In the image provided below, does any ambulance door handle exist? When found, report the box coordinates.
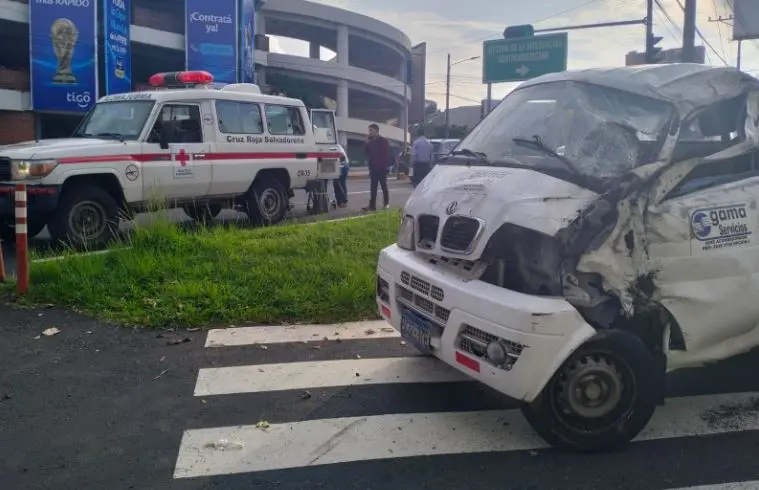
[295,153,307,159]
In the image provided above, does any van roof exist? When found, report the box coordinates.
[519,63,759,115]
[98,84,306,107]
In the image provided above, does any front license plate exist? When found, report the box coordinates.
[400,310,432,354]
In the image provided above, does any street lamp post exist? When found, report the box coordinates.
[445,54,480,138]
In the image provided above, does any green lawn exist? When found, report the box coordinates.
[4,212,400,328]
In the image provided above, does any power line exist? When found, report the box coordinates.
[712,0,728,60]
[424,0,603,57]
[674,0,728,64]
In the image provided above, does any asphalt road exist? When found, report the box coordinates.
[3,305,759,490]
[1,177,413,277]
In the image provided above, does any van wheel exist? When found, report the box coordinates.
[183,203,222,223]
[48,185,119,249]
[246,178,288,225]
[521,330,659,452]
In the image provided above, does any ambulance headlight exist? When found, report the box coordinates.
[397,215,415,251]
[11,159,58,180]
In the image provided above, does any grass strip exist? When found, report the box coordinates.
[4,211,399,328]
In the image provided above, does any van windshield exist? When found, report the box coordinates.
[72,100,156,140]
[449,81,675,182]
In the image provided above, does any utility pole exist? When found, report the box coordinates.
[444,53,451,138]
[645,0,664,64]
[444,54,479,138]
[682,0,697,62]
[709,15,741,70]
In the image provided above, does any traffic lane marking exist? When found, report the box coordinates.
[193,356,467,396]
[173,391,759,478]
[205,320,397,347]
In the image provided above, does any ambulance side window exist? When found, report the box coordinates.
[149,104,203,144]
[216,100,264,134]
[264,104,305,135]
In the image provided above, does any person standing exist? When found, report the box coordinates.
[410,128,434,187]
[363,123,390,211]
[333,144,350,208]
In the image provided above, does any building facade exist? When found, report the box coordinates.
[0,0,413,157]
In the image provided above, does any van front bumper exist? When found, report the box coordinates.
[376,244,596,402]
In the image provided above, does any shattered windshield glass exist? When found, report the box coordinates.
[452,81,675,183]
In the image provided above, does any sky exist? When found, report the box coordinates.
[268,0,758,108]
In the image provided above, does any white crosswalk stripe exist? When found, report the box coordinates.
[174,321,759,487]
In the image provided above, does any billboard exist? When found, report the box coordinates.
[103,0,131,95]
[29,0,98,112]
[734,0,759,41]
[239,0,256,83]
[409,42,427,125]
[185,0,239,84]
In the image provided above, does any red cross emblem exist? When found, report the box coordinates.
[175,149,190,166]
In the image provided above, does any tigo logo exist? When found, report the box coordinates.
[66,91,92,109]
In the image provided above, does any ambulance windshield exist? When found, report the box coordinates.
[73,100,156,140]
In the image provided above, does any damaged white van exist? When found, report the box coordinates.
[376,63,759,452]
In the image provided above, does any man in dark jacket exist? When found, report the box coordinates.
[363,123,390,211]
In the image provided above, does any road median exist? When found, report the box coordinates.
[2,211,399,328]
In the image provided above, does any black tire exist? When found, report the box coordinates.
[48,184,120,249]
[521,330,659,452]
[245,178,288,225]
[183,202,222,223]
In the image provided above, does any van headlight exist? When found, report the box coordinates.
[397,215,415,251]
[11,159,58,180]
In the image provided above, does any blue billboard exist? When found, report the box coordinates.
[185,0,238,84]
[239,0,256,83]
[103,0,132,95]
[29,0,98,112]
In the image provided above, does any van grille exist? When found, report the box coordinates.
[0,158,10,181]
[440,216,481,252]
[417,214,439,248]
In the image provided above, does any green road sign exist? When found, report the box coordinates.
[482,32,568,83]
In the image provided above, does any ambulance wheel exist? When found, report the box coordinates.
[520,330,659,452]
[48,185,119,249]
[183,203,222,223]
[246,178,288,225]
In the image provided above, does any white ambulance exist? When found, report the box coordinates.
[377,64,759,452]
[0,70,342,248]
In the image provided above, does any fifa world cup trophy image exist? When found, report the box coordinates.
[50,18,79,85]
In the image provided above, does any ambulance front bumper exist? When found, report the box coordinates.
[0,183,60,216]
[376,244,597,402]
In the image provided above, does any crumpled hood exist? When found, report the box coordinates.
[0,138,121,159]
[405,165,600,258]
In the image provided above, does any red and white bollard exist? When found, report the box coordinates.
[15,183,28,294]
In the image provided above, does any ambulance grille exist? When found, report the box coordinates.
[0,158,10,181]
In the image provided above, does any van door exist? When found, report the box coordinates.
[142,102,212,201]
[311,109,341,180]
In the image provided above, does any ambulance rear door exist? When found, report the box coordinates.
[311,109,341,180]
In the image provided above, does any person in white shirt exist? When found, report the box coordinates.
[410,129,434,187]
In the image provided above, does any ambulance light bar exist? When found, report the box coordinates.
[148,71,214,88]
